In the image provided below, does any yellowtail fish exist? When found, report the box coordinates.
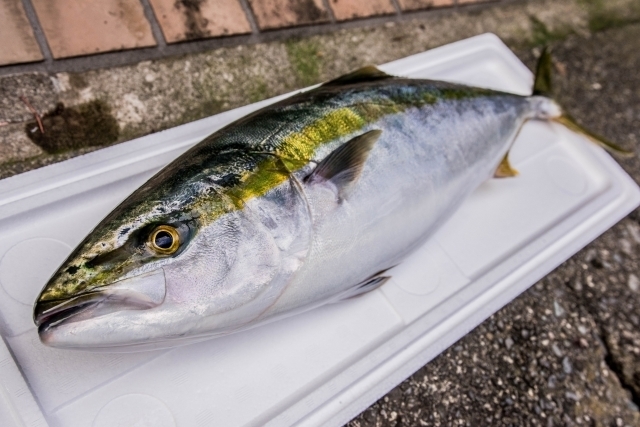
[33,49,629,350]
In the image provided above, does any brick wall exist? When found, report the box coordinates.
[0,0,497,67]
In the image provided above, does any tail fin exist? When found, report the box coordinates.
[554,114,633,156]
[534,47,633,157]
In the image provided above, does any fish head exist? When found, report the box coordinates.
[33,170,292,350]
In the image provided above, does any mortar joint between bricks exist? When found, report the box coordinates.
[237,0,260,34]
[20,0,54,68]
[390,0,403,16]
[321,0,338,23]
[139,0,168,49]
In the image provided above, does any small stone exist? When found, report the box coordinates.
[541,356,551,367]
[565,391,580,401]
[364,408,377,422]
[554,300,566,317]
[389,411,397,422]
[505,337,514,350]
[620,238,632,256]
[627,222,640,244]
[554,61,567,76]
[552,343,563,357]
[591,82,602,90]
[144,73,155,83]
[562,357,573,374]
[521,329,530,339]
[548,375,557,388]
[628,274,640,292]
[577,324,588,335]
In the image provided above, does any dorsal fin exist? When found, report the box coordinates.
[322,66,393,87]
[533,47,553,97]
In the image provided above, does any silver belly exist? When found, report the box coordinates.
[260,97,531,320]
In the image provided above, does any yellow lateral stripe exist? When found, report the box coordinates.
[276,108,366,162]
[231,108,367,202]
[189,107,368,224]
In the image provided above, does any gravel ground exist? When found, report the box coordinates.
[347,24,640,427]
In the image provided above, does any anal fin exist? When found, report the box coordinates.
[334,276,391,302]
[494,153,518,178]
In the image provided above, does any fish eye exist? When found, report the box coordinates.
[149,225,180,255]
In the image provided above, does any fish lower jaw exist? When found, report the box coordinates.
[35,269,167,347]
[38,328,223,352]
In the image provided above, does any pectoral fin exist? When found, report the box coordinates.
[305,129,382,195]
[494,153,518,178]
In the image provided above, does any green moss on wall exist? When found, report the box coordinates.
[285,39,322,87]
[529,16,573,47]
[580,0,640,32]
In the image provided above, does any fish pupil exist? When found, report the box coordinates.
[154,231,173,249]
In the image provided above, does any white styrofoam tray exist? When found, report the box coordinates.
[0,33,638,427]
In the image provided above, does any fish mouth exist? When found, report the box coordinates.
[35,292,106,331]
[34,269,167,333]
